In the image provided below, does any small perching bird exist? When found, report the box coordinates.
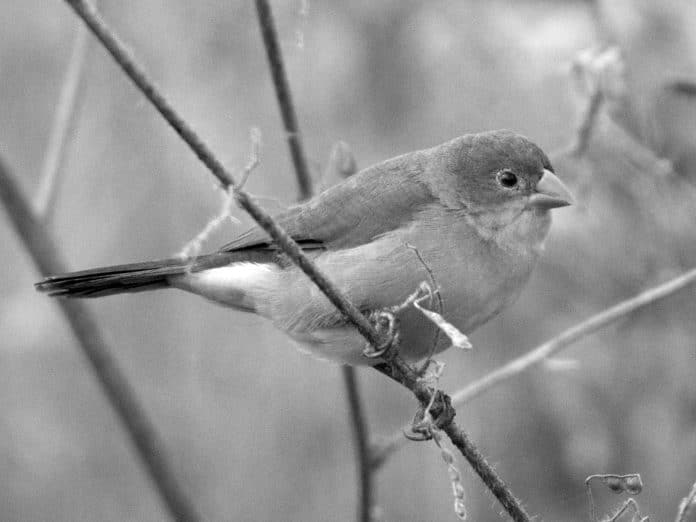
[36,130,572,365]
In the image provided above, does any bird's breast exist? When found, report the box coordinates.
[406,211,538,325]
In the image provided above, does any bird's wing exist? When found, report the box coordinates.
[220,149,433,253]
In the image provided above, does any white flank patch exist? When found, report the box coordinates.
[172,262,277,309]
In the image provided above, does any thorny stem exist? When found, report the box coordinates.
[62,1,532,519]
[0,158,202,522]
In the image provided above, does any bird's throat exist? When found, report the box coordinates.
[467,205,551,257]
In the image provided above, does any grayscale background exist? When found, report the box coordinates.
[1,1,695,520]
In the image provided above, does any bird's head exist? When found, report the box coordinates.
[429,130,572,212]
[426,130,573,240]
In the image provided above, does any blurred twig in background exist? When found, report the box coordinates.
[62,1,533,520]
[253,3,374,520]
[342,365,375,522]
[0,159,202,522]
[255,0,313,201]
[569,87,602,158]
[33,17,90,221]
[451,268,696,404]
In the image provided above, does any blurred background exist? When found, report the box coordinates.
[1,0,696,520]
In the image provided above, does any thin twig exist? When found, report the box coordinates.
[254,0,313,200]
[373,267,696,463]
[61,2,532,519]
[342,366,374,522]
[253,6,375,517]
[676,479,696,522]
[34,21,90,220]
[0,157,202,522]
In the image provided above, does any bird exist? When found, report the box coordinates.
[36,130,572,366]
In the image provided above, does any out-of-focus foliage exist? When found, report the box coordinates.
[1,1,694,521]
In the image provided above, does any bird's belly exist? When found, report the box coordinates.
[287,327,372,366]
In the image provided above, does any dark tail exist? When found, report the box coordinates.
[35,252,241,298]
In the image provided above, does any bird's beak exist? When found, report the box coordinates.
[528,169,574,210]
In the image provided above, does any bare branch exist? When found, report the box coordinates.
[442,420,530,521]
[34,21,90,220]
[61,2,533,519]
[341,366,375,522]
[254,0,313,200]
[0,157,202,522]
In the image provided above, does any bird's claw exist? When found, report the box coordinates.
[362,310,398,358]
[403,391,455,441]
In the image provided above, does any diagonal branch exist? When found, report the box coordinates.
[255,0,313,200]
[62,1,531,519]
[0,158,202,522]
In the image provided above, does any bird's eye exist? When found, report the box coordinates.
[497,170,518,188]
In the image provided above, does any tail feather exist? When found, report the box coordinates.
[35,252,242,298]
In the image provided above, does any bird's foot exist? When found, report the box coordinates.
[403,390,455,441]
[362,310,399,359]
